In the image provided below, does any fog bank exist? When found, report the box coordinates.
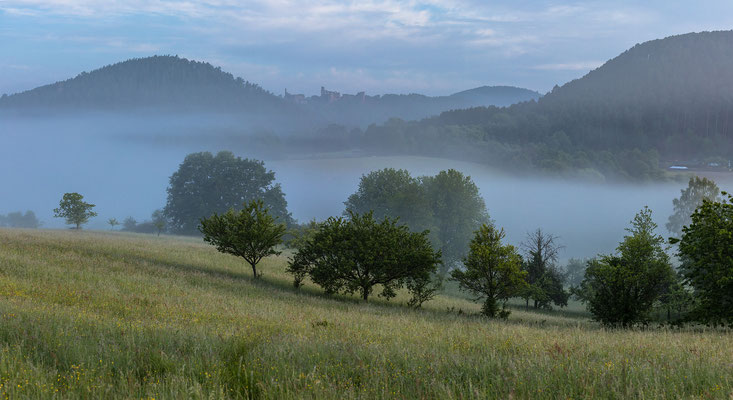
[2,115,729,261]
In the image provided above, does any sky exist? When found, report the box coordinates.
[2,1,733,97]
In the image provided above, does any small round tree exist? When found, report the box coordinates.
[288,211,442,303]
[200,200,286,279]
[152,209,166,236]
[450,223,527,318]
[108,218,119,230]
[53,192,97,229]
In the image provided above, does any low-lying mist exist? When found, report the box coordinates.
[2,114,729,261]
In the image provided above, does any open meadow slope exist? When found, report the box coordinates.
[0,229,731,399]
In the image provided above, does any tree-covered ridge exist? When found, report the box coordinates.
[365,31,733,180]
[0,55,284,111]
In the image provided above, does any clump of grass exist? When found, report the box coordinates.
[0,228,731,399]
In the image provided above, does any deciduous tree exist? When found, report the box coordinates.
[152,209,166,236]
[577,207,675,327]
[108,218,119,230]
[288,211,441,303]
[520,229,569,309]
[423,169,490,274]
[667,176,720,237]
[200,200,286,279]
[165,151,291,235]
[53,193,97,229]
[450,224,527,318]
[672,192,733,326]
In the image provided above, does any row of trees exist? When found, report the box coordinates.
[199,198,565,318]
[108,211,166,235]
[200,196,731,326]
[45,152,731,327]
[0,210,41,228]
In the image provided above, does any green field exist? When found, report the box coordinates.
[0,229,731,399]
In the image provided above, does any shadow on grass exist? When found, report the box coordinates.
[21,231,596,329]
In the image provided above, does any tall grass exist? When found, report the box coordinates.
[0,229,731,399]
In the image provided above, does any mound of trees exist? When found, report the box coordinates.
[576,207,675,327]
[288,211,442,305]
[200,200,286,279]
[0,210,41,228]
[450,223,527,318]
[344,168,489,275]
[672,192,733,326]
[164,151,291,235]
[53,192,97,229]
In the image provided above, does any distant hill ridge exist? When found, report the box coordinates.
[0,55,540,126]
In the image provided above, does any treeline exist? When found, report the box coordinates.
[198,183,732,327]
[0,210,41,228]
[46,151,732,327]
[361,117,665,181]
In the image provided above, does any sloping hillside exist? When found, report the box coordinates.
[365,31,733,180]
[0,229,730,398]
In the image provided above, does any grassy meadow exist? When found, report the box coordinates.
[0,228,731,399]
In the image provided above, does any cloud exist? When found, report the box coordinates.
[3,0,727,94]
[532,61,605,71]
[0,63,32,70]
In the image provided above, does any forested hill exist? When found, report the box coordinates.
[365,31,733,181]
[0,56,287,113]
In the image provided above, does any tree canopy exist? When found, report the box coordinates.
[200,200,286,279]
[53,193,97,229]
[344,168,433,233]
[673,192,733,326]
[423,169,490,272]
[666,176,720,237]
[287,211,441,303]
[343,168,489,276]
[450,224,527,318]
[520,229,569,310]
[164,151,291,235]
[577,207,675,326]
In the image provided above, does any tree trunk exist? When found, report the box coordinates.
[362,287,369,302]
[250,263,258,279]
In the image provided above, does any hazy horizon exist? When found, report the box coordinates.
[3,1,733,97]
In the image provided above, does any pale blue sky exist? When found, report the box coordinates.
[2,1,733,96]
